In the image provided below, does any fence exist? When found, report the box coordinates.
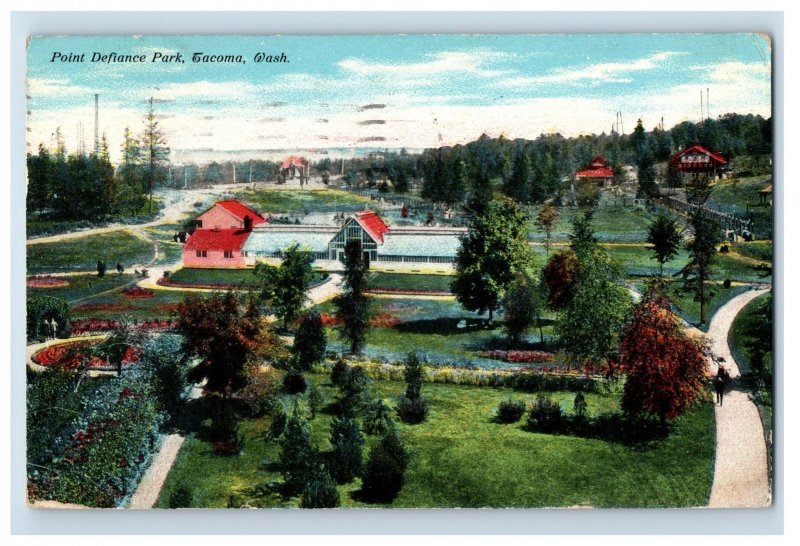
[659,196,751,233]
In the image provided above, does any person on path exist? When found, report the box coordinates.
[42,319,51,340]
[714,365,730,406]
[50,318,58,339]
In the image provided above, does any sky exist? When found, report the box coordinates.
[26,34,772,163]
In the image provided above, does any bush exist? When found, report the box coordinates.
[293,311,327,371]
[265,403,287,442]
[360,428,409,503]
[723,278,732,288]
[337,365,370,417]
[306,381,324,419]
[495,397,526,423]
[300,466,340,508]
[573,392,588,419]
[168,484,193,508]
[331,358,349,387]
[26,295,70,342]
[363,398,394,435]
[283,370,308,395]
[526,394,564,433]
[139,335,189,420]
[328,416,364,484]
[209,399,244,456]
[396,396,428,424]
[279,405,318,496]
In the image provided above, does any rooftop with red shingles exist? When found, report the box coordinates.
[215,200,267,225]
[184,229,251,251]
[354,210,391,244]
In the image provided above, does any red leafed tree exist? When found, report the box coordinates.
[620,289,708,423]
[541,251,579,309]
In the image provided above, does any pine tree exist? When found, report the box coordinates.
[328,416,364,484]
[279,404,318,495]
[140,97,170,213]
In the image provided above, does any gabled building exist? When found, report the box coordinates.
[669,144,727,179]
[575,156,615,187]
[195,199,267,231]
[183,228,251,269]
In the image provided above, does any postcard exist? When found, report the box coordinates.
[24,33,773,509]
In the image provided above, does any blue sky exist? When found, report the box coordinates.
[27,34,772,162]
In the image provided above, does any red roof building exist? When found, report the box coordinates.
[195,199,267,231]
[281,156,309,171]
[353,210,391,243]
[670,144,727,174]
[183,228,251,269]
[576,156,615,186]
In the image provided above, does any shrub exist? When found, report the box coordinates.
[279,405,318,495]
[265,403,288,442]
[723,278,732,288]
[331,358,349,387]
[300,465,340,509]
[363,398,394,435]
[526,394,564,433]
[209,399,244,456]
[328,416,364,484]
[97,260,107,277]
[306,381,325,419]
[337,365,370,417]
[495,397,526,423]
[168,484,193,508]
[293,311,327,371]
[283,370,307,395]
[573,392,588,419]
[403,352,424,401]
[237,367,283,418]
[26,295,70,342]
[359,428,410,503]
[139,335,189,420]
[396,396,428,424]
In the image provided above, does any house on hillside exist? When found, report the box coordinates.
[669,144,728,180]
[575,156,615,187]
[243,209,466,268]
[195,199,267,231]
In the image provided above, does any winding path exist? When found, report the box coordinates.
[705,287,771,508]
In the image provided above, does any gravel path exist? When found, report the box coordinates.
[705,287,771,508]
[127,434,186,509]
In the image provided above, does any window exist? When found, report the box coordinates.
[224,250,233,259]
[196,250,207,258]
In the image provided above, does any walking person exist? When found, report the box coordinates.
[714,365,729,406]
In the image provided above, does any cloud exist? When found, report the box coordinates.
[495,51,686,88]
[27,78,92,97]
[338,50,513,79]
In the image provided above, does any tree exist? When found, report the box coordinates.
[175,291,259,398]
[360,427,410,503]
[334,239,370,354]
[739,293,773,377]
[397,352,428,424]
[254,244,314,331]
[541,251,579,310]
[635,147,658,197]
[300,465,340,508]
[451,198,533,321]
[681,210,723,325]
[620,287,708,424]
[26,295,70,341]
[503,273,542,344]
[117,127,145,215]
[96,260,107,277]
[535,203,558,257]
[293,311,327,371]
[140,96,170,213]
[279,403,318,495]
[328,416,364,484]
[306,381,325,419]
[647,214,682,275]
[556,211,632,364]
[337,365,370,417]
[503,145,531,202]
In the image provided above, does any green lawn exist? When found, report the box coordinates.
[27,231,155,274]
[528,205,659,243]
[733,240,772,263]
[167,268,327,288]
[368,272,454,292]
[144,225,186,266]
[729,293,772,376]
[155,375,715,508]
[70,288,187,320]
[232,189,373,213]
[26,198,163,238]
[27,273,136,304]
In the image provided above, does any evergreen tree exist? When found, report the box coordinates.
[503,272,544,344]
[647,214,683,275]
[279,403,318,495]
[681,210,723,326]
[535,203,558,258]
[140,96,170,213]
[636,147,658,197]
[334,239,370,354]
[503,145,531,202]
[300,465,340,508]
[293,311,327,370]
[328,416,365,484]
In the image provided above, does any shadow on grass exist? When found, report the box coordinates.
[524,413,671,449]
[394,317,501,336]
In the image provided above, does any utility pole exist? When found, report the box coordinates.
[94,93,100,156]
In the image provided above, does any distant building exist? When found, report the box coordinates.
[195,199,267,231]
[575,156,615,186]
[243,210,466,268]
[669,144,727,179]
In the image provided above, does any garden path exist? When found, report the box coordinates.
[704,287,771,508]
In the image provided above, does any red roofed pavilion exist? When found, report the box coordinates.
[670,144,727,177]
[576,156,615,186]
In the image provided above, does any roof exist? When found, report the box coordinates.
[576,167,614,178]
[760,184,773,194]
[670,144,727,166]
[281,156,309,170]
[243,226,339,254]
[184,229,251,252]
[353,210,390,244]
[589,156,609,168]
[380,230,464,258]
[214,200,267,225]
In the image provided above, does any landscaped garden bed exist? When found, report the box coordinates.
[121,286,155,298]
[69,318,176,335]
[26,275,70,289]
[32,339,140,370]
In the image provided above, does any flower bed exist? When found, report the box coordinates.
[33,340,140,370]
[319,312,401,328]
[478,350,556,363]
[156,277,250,290]
[70,318,175,335]
[27,275,70,289]
[73,303,134,313]
[121,286,155,299]
[366,287,452,296]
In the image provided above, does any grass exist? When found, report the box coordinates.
[155,374,715,508]
[69,288,187,320]
[27,273,136,304]
[528,204,658,243]
[316,296,556,368]
[233,188,373,214]
[368,272,454,292]
[26,198,164,238]
[728,293,772,376]
[168,267,261,287]
[143,225,186,266]
[733,240,772,263]
[26,231,155,274]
